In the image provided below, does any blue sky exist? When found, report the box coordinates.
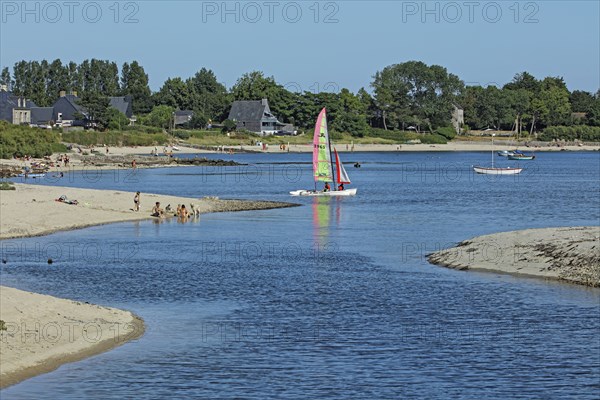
[1,0,598,93]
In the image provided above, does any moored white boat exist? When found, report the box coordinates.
[474,134,523,175]
[473,166,523,175]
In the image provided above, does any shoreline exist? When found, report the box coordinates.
[0,184,298,240]
[1,142,597,177]
[0,183,297,388]
[0,286,145,389]
[427,226,600,287]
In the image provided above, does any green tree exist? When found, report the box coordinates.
[0,67,11,90]
[46,59,68,103]
[372,61,463,131]
[106,108,130,130]
[78,92,111,129]
[332,89,369,136]
[121,61,152,114]
[154,77,189,109]
[186,68,229,120]
[143,105,174,129]
[570,90,595,113]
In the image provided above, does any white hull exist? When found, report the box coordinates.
[290,188,357,197]
[473,166,522,175]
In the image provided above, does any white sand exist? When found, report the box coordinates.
[0,286,143,388]
[0,184,295,240]
[428,227,600,286]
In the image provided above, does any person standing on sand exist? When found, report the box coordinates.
[132,159,137,169]
[133,192,140,211]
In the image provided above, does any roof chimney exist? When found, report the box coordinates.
[261,98,268,106]
[60,90,66,97]
[0,84,7,92]
[72,90,77,97]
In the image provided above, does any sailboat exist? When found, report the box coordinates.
[473,134,523,175]
[290,108,357,196]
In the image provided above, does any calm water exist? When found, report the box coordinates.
[2,151,599,399]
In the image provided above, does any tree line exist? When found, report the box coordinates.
[2,59,599,136]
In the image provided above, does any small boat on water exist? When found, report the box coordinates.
[474,134,523,175]
[508,153,535,160]
[473,166,522,175]
[291,108,357,197]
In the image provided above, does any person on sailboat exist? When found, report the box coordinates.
[338,183,344,191]
[324,182,330,192]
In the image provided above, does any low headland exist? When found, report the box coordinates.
[0,183,297,388]
[428,226,600,287]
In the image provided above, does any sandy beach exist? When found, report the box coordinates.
[0,184,296,240]
[427,226,600,287]
[0,183,296,387]
[0,286,144,388]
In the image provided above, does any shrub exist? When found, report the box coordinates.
[539,126,600,141]
[0,182,15,190]
[0,122,62,159]
[419,134,448,144]
[435,126,457,140]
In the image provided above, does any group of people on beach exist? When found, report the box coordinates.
[134,192,199,222]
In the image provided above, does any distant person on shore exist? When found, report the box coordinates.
[132,159,137,169]
[324,182,330,192]
[133,192,140,212]
[151,202,164,218]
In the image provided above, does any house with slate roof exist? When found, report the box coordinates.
[174,110,194,126]
[0,86,36,124]
[1,86,136,128]
[52,92,89,124]
[109,96,134,118]
[30,107,54,125]
[228,98,285,136]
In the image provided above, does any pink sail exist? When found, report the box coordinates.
[313,108,333,182]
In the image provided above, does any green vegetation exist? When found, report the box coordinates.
[0,121,62,158]
[539,126,600,141]
[3,59,599,147]
[0,181,16,190]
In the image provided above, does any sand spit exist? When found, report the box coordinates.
[0,184,297,240]
[428,227,600,287]
[0,286,144,388]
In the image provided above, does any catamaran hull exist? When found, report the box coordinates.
[290,188,357,197]
[473,166,522,175]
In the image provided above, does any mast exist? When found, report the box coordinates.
[328,133,336,185]
[491,134,495,168]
